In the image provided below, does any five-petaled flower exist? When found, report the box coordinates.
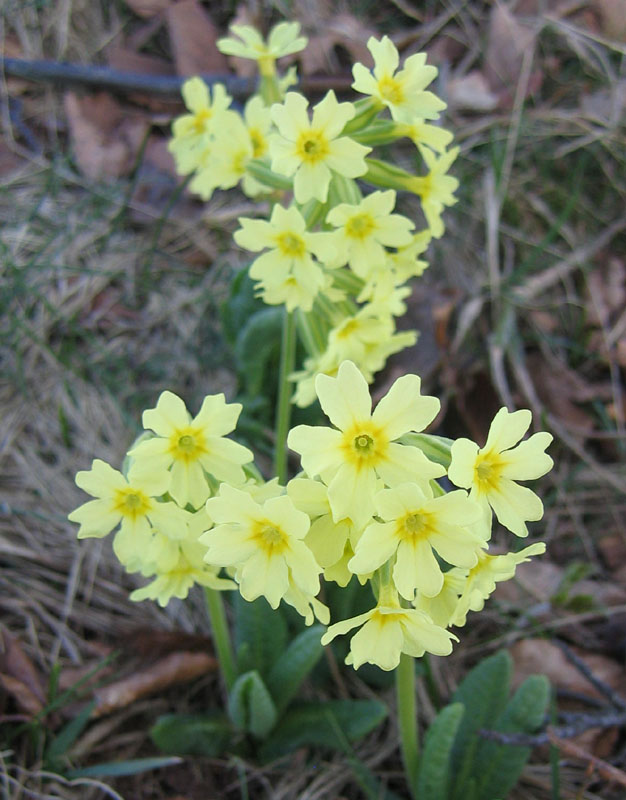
[269,91,371,203]
[288,360,445,528]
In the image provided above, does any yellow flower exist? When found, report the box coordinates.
[387,230,431,283]
[414,567,469,628]
[352,36,446,123]
[69,459,187,540]
[218,22,307,77]
[269,91,371,203]
[349,482,485,600]
[395,121,454,154]
[448,407,553,537]
[168,79,232,175]
[450,543,546,626]
[235,204,336,310]
[288,360,445,528]
[129,511,236,607]
[129,391,253,510]
[202,485,321,611]
[409,147,459,238]
[325,190,414,279]
[189,113,253,200]
[321,584,457,670]
[243,96,273,159]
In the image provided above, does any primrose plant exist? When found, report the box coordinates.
[69,20,554,797]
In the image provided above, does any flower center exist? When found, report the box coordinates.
[113,488,152,520]
[404,512,426,535]
[378,75,405,106]
[474,452,503,491]
[354,434,374,453]
[253,521,288,554]
[169,427,207,463]
[193,108,212,133]
[345,212,376,241]
[249,128,267,158]
[341,421,388,470]
[276,231,306,258]
[296,130,330,164]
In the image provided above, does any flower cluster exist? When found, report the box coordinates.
[69,361,553,670]
[167,21,459,406]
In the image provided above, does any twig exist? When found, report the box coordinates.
[0,57,352,97]
[554,640,626,711]
[514,217,626,301]
[479,709,626,747]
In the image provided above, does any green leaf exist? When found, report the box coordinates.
[416,703,464,800]
[265,625,324,714]
[228,670,278,738]
[150,712,233,757]
[259,699,387,762]
[233,594,287,678]
[45,701,96,767]
[475,675,550,800]
[235,307,283,396]
[450,651,512,800]
[66,756,182,779]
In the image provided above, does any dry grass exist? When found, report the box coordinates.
[1,0,626,797]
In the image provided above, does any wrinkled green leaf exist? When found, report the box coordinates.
[259,699,387,762]
[416,702,464,800]
[228,670,278,738]
[475,675,550,800]
[451,651,512,800]
[233,594,287,678]
[265,625,324,714]
[150,712,232,757]
[235,307,282,396]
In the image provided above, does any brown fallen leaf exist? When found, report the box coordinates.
[64,92,149,180]
[596,0,626,41]
[0,625,46,714]
[0,673,44,717]
[447,70,499,112]
[295,7,376,75]
[93,651,217,717]
[166,0,228,76]
[525,353,610,434]
[484,3,541,103]
[123,0,172,19]
[511,638,626,700]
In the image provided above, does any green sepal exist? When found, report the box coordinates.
[265,625,325,714]
[258,699,387,762]
[415,702,464,800]
[150,712,233,757]
[228,670,278,738]
[246,159,293,191]
[399,433,453,468]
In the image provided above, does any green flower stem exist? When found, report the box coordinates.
[396,654,420,797]
[274,309,297,485]
[204,588,236,691]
